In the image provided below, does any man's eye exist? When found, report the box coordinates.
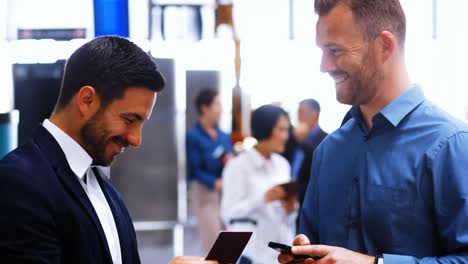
[329,48,341,55]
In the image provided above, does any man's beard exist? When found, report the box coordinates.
[351,45,384,106]
[80,111,128,166]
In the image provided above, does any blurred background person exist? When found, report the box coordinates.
[280,115,298,165]
[186,89,233,253]
[291,99,327,215]
[221,104,297,264]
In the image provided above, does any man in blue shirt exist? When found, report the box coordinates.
[186,89,233,253]
[278,0,468,263]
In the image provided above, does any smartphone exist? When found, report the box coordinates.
[205,231,253,264]
[278,181,299,198]
[268,242,321,261]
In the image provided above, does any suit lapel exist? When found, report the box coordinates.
[32,126,113,263]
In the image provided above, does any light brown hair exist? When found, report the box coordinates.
[315,0,406,47]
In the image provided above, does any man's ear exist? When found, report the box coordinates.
[378,30,397,62]
[76,86,100,118]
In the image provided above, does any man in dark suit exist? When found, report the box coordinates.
[0,36,216,264]
[291,99,328,211]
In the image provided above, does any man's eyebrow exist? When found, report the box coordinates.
[120,113,144,121]
[322,43,342,48]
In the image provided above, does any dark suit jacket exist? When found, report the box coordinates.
[296,127,328,207]
[0,126,140,264]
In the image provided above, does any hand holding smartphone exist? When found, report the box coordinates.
[277,181,299,199]
[268,242,321,262]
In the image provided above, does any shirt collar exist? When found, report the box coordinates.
[342,85,426,128]
[341,106,363,127]
[92,166,111,179]
[379,85,426,127]
[196,122,221,136]
[249,147,272,169]
[42,119,110,180]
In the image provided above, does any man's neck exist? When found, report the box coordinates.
[199,116,218,139]
[199,116,216,130]
[49,111,83,147]
[360,67,411,130]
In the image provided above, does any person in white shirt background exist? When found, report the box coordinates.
[221,104,298,264]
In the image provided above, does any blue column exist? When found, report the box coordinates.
[0,110,19,159]
[93,0,129,37]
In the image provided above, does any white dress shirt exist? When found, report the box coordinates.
[221,148,297,264]
[43,119,122,264]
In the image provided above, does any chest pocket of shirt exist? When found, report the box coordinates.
[366,184,414,211]
[364,150,416,212]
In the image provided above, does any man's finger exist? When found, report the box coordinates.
[303,258,316,264]
[168,256,219,264]
[292,245,330,257]
[293,234,311,246]
[278,253,295,263]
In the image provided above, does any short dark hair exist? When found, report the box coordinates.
[55,36,165,111]
[251,104,288,141]
[314,0,406,47]
[300,98,321,112]
[195,89,218,114]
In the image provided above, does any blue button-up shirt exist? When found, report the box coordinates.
[186,123,232,190]
[300,86,468,263]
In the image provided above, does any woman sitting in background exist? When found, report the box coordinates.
[221,104,297,264]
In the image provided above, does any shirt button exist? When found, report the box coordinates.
[354,177,359,183]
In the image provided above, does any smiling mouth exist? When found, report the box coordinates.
[117,147,124,154]
[110,137,129,154]
[334,74,349,85]
[110,141,124,155]
[117,144,125,154]
[329,71,350,84]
